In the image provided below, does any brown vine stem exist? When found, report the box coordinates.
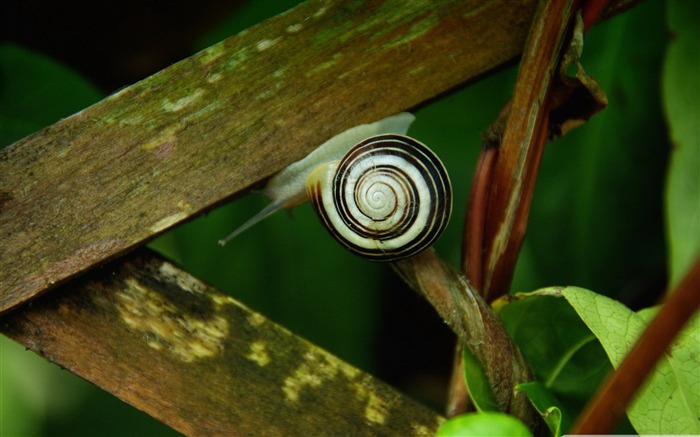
[450,0,579,418]
[462,0,611,302]
[453,0,616,419]
[461,122,503,291]
[571,257,700,434]
[391,249,543,432]
[479,0,578,301]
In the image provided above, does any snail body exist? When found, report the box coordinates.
[220,113,452,262]
[219,112,415,245]
[262,112,416,210]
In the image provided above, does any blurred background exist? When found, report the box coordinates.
[1,0,671,435]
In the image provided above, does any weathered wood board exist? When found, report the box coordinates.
[1,249,443,436]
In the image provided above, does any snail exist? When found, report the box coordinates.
[307,134,452,261]
[219,112,452,261]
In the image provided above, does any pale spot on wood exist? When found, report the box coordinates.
[286,23,303,33]
[338,59,374,80]
[54,198,66,214]
[306,53,342,76]
[210,293,238,308]
[256,38,281,52]
[142,125,180,152]
[255,89,274,100]
[246,341,271,366]
[342,367,360,380]
[411,422,435,436]
[116,278,229,362]
[199,43,225,65]
[365,392,388,424]
[247,312,266,327]
[313,6,327,18]
[158,262,207,295]
[225,50,249,70]
[162,89,205,112]
[353,382,389,425]
[150,211,188,233]
[206,72,223,83]
[146,338,163,350]
[181,101,223,123]
[118,114,145,126]
[382,13,439,50]
[409,65,426,76]
[283,351,344,401]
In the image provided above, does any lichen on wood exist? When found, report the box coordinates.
[1,249,444,436]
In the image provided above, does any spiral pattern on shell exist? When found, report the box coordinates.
[306,134,452,261]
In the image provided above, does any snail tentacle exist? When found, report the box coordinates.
[217,199,284,246]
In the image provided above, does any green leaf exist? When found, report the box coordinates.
[663,0,700,287]
[496,290,610,421]
[516,381,566,437]
[436,412,532,437]
[560,287,700,435]
[0,44,103,147]
[462,346,499,412]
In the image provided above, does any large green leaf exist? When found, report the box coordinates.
[663,0,700,287]
[499,285,700,434]
[561,287,700,435]
[496,290,610,422]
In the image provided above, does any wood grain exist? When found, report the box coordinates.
[1,249,443,436]
[0,0,540,314]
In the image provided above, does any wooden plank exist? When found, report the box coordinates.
[0,0,541,313]
[0,248,443,436]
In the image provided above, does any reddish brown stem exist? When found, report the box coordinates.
[451,0,578,421]
[462,145,499,292]
[452,0,617,422]
[571,257,700,434]
[582,0,611,30]
[480,0,578,301]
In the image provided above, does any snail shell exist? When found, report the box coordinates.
[306,134,452,261]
